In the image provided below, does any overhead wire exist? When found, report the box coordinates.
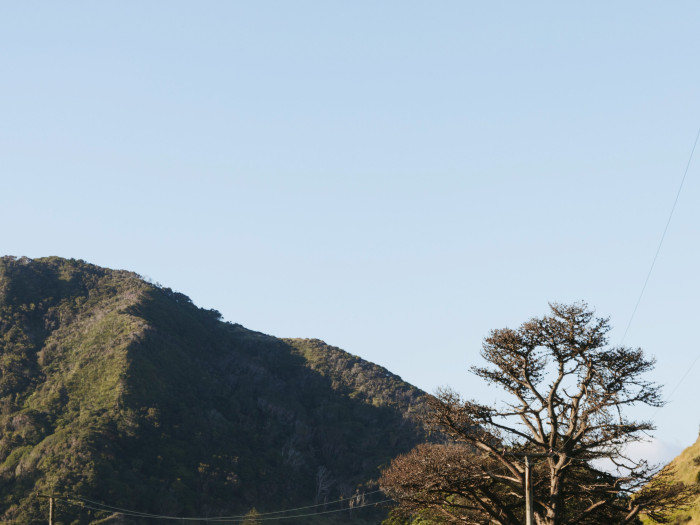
[223,499,392,523]
[52,491,390,523]
[66,489,384,520]
[620,125,700,345]
[466,124,700,475]
[615,125,700,437]
[542,123,700,466]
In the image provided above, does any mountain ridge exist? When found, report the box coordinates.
[0,256,427,524]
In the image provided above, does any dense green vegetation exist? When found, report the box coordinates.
[0,256,426,524]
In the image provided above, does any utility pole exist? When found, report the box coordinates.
[504,451,553,525]
[38,494,55,525]
[524,456,534,525]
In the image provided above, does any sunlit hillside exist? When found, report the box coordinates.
[642,436,700,524]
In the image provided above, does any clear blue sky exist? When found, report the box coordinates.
[2,2,700,464]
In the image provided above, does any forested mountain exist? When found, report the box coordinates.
[0,256,427,524]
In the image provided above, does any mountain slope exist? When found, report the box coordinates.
[641,437,700,524]
[0,256,427,524]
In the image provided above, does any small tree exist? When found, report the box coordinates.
[381,302,694,524]
[242,507,262,525]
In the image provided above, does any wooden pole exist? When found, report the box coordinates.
[48,496,54,525]
[505,451,551,525]
[525,456,534,525]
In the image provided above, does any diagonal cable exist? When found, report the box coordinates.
[620,125,700,344]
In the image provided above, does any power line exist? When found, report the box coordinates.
[620,125,700,344]
[617,124,700,452]
[490,124,700,477]
[527,124,700,469]
[67,490,383,520]
[232,499,392,523]
[52,492,390,523]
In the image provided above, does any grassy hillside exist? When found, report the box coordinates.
[642,437,700,524]
[0,256,427,524]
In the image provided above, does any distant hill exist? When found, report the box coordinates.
[642,437,700,524]
[0,256,427,524]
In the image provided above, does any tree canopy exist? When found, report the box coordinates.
[381,302,694,524]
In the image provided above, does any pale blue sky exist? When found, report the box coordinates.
[2,2,700,463]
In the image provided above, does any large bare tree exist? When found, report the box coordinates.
[381,303,693,525]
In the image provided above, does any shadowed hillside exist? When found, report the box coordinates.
[0,256,427,524]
